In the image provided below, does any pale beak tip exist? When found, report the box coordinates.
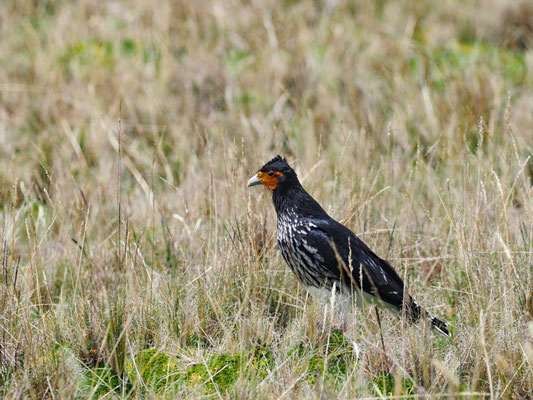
[247,175,261,187]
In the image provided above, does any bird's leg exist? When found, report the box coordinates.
[375,306,386,355]
[340,312,348,332]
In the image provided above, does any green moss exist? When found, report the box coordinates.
[372,371,415,397]
[186,346,273,393]
[187,353,242,392]
[249,345,275,382]
[83,367,130,399]
[125,349,181,393]
[294,329,357,386]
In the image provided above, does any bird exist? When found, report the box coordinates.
[247,155,450,337]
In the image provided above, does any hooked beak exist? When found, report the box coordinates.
[247,174,262,187]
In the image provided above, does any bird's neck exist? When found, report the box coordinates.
[272,185,297,214]
[272,182,328,218]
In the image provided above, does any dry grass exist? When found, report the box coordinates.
[0,0,532,398]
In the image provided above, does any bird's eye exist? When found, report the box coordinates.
[267,171,274,177]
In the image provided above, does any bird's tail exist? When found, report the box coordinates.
[428,314,451,337]
[406,297,451,337]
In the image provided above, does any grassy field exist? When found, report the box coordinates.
[1,0,532,398]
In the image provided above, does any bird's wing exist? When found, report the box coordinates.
[305,218,406,308]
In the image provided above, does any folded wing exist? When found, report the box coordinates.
[303,218,407,309]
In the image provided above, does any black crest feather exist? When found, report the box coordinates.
[259,155,290,172]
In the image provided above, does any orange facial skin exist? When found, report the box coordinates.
[256,171,283,189]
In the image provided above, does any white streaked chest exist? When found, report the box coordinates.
[276,208,316,244]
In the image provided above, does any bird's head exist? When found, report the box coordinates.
[247,155,297,190]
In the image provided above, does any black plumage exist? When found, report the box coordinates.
[248,155,450,336]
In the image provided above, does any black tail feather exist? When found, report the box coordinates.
[406,297,451,337]
[430,315,451,337]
